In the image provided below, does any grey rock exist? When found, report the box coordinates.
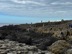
[65,49,72,54]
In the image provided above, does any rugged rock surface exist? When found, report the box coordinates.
[49,40,71,54]
[65,49,72,54]
[0,39,54,54]
[67,36,72,44]
[0,20,72,54]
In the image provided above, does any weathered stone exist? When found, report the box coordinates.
[67,36,72,43]
[53,31,63,39]
[45,52,54,54]
[65,49,72,54]
[49,40,71,54]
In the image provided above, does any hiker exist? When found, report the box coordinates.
[69,24,72,28]
[61,32,66,40]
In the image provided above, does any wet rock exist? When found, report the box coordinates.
[49,40,71,54]
[17,36,32,45]
[5,35,17,41]
[36,37,58,50]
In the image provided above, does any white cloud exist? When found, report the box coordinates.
[11,0,46,6]
[0,0,72,18]
[55,11,67,13]
[51,2,72,5]
[0,3,10,10]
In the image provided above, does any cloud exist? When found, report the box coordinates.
[11,0,46,6]
[0,0,72,18]
[55,11,67,13]
[51,2,72,5]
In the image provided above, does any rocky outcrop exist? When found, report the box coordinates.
[36,36,58,50]
[65,49,72,54]
[0,20,72,54]
[67,36,72,43]
[0,39,54,54]
[49,40,71,54]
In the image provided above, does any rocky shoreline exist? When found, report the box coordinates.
[0,20,72,54]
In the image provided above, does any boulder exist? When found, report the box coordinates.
[67,36,72,44]
[49,40,71,54]
[36,37,58,50]
[53,31,63,39]
[65,49,72,54]
[17,36,32,45]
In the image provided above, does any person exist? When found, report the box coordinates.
[66,30,70,36]
[26,26,34,32]
[69,24,72,28]
[61,32,66,40]
[26,27,31,32]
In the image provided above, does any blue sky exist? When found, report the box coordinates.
[0,0,72,24]
[0,14,72,24]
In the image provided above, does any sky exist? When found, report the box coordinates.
[0,0,72,24]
